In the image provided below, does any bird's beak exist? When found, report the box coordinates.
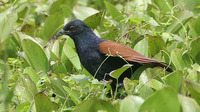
[57,29,64,37]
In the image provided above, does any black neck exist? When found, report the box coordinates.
[71,31,104,55]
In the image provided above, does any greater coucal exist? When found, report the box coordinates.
[57,19,172,92]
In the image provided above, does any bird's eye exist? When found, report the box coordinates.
[70,26,75,31]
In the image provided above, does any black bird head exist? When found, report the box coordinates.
[57,19,91,38]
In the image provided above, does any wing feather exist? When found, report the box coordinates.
[98,40,160,64]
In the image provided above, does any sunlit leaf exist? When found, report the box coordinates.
[175,0,200,14]
[22,38,49,73]
[15,74,37,102]
[139,68,164,85]
[166,71,183,92]
[74,97,118,112]
[184,79,200,105]
[120,95,144,112]
[0,9,18,42]
[104,1,124,22]
[187,64,200,82]
[23,67,40,84]
[16,3,30,23]
[39,9,64,41]
[166,10,193,34]
[171,48,191,70]
[136,85,154,99]
[73,6,99,20]
[84,10,105,29]
[110,64,133,79]
[178,95,200,112]
[134,37,148,57]
[146,79,164,90]
[151,0,172,12]
[124,78,138,95]
[49,0,76,17]
[63,38,81,71]
[139,87,181,112]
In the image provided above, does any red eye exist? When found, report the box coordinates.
[70,26,75,31]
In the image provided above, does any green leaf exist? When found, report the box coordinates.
[21,24,35,37]
[166,71,183,92]
[190,37,200,65]
[151,0,172,12]
[139,87,181,112]
[22,38,49,72]
[50,78,78,106]
[146,79,164,90]
[104,1,124,22]
[120,95,144,112]
[49,0,75,17]
[15,74,37,102]
[184,79,200,105]
[166,10,193,34]
[148,35,165,56]
[123,78,138,95]
[73,6,99,20]
[134,37,148,57]
[4,37,19,58]
[50,51,68,75]
[0,9,18,42]
[74,97,118,112]
[63,86,81,105]
[16,102,30,112]
[142,15,159,26]
[110,64,133,79]
[175,0,200,14]
[84,10,105,29]
[136,85,154,99]
[63,38,81,72]
[23,67,40,84]
[194,17,200,35]
[70,75,91,89]
[129,33,144,48]
[139,68,164,85]
[39,9,64,41]
[171,48,189,70]
[34,93,53,112]
[102,28,119,41]
[178,95,200,112]
[16,3,30,23]
[187,64,200,82]
[0,60,13,111]
[51,39,60,57]
[61,49,73,73]
[131,63,154,80]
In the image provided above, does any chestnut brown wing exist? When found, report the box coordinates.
[98,40,160,64]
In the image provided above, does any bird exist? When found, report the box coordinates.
[57,19,173,93]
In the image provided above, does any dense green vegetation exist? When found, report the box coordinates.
[0,0,200,111]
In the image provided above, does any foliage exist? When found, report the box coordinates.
[0,0,200,111]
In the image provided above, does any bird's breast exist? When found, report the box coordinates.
[76,46,104,74]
